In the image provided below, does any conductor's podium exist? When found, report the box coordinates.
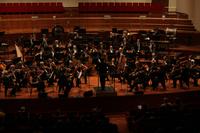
[94,86,117,97]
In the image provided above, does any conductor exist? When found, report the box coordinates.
[96,58,108,91]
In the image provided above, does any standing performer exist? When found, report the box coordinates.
[57,72,67,94]
[96,58,108,91]
[64,74,73,97]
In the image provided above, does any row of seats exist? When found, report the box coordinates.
[0,2,65,14]
[79,2,164,13]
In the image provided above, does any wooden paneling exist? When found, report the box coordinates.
[0,16,195,34]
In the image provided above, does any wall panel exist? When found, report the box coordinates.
[193,0,200,31]
[176,0,194,19]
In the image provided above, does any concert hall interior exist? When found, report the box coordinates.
[0,0,200,133]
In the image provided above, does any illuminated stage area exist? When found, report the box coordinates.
[0,72,199,98]
[0,72,200,113]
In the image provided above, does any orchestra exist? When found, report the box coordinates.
[0,27,199,97]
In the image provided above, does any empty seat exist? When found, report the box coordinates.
[13,3,19,7]
[79,3,84,12]
[26,3,32,13]
[96,2,102,7]
[26,3,31,6]
[103,3,109,12]
[133,3,139,7]
[121,2,126,7]
[127,3,132,7]
[57,2,62,6]
[150,3,164,12]
[85,3,89,7]
[115,2,121,7]
[44,3,50,7]
[109,2,115,12]
[7,3,13,6]
[39,3,44,6]
[91,2,96,6]
[51,2,56,6]
[0,2,65,14]
[145,3,151,7]
[109,2,115,7]
[96,3,102,12]
[0,3,6,7]
[138,3,145,7]
[32,3,38,6]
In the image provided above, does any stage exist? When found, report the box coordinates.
[0,74,200,114]
[0,74,199,98]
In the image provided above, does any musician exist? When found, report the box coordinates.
[157,64,167,90]
[190,63,200,87]
[170,63,182,88]
[47,69,55,87]
[149,63,160,91]
[149,40,156,53]
[180,64,190,88]
[115,47,123,64]
[57,71,67,94]
[34,49,43,62]
[30,68,38,89]
[74,66,82,88]
[129,62,149,92]
[122,30,128,46]
[30,33,36,48]
[53,40,60,50]
[42,47,54,61]
[96,58,108,90]
[14,68,23,90]
[41,34,48,48]
[9,65,17,95]
[119,57,129,83]
[79,49,89,64]
[64,74,73,97]
[80,63,88,84]
[107,45,115,62]
[2,70,16,96]
[2,70,10,96]
[72,45,77,59]
[54,45,64,62]
[0,65,3,91]
[108,58,118,82]
[37,77,46,95]
[91,47,100,65]
[136,39,141,52]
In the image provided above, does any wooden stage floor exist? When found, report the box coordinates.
[0,74,199,99]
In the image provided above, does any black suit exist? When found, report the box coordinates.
[97,60,108,90]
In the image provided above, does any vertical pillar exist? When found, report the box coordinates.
[168,0,176,12]
[193,0,200,31]
[176,0,194,19]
